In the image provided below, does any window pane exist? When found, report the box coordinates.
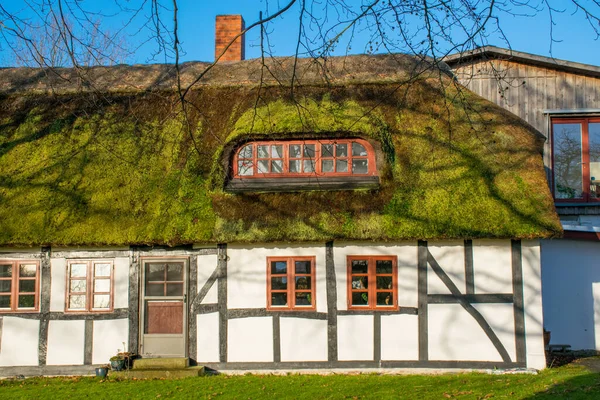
[0,295,10,308]
[351,276,368,289]
[295,293,312,306]
[94,263,111,277]
[238,160,254,176]
[0,280,11,293]
[295,277,311,290]
[289,144,301,158]
[352,292,369,306]
[70,264,87,278]
[376,260,393,274]
[0,264,11,278]
[271,277,287,290]
[257,145,269,158]
[19,280,36,293]
[18,295,35,308]
[93,295,110,309]
[70,279,86,293]
[376,276,393,290]
[69,295,86,309]
[167,283,183,296]
[258,160,269,173]
[289,160,301,173]
[303,160,315,173]
[322,159,334,173]
[336,144,348,157]
[352,142,367,156]
[589,123,600,198]
[352,159,369,174]
[272,145,283,158]
[295,260,311,274]
[271,292,287,306]
[94,279,111,293]
[146,283,164,296]
[553,123,583,199]
[19,264,37,277]
[271,261,287,274]
[167,264,183,281]
[145,264,165,282]
[304,144,315,158]
[377,292,393,306]
[239,144,253,159]
[322,144,334,157]
[351,260,368,274]
[336,159,348,172]
[271,160,283,173]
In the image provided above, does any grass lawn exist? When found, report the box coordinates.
[1,362,599,399]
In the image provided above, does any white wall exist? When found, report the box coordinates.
[280,317,328,362]
[197,313,220,363]
[228,317,273,362]
[92,319,129,364]
[46,320,85,365]
[197,254,218,304]
[227,244,326,311]
[541,238,600,350]
[0,317,39,366]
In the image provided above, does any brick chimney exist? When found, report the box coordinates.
[215,15,245,62]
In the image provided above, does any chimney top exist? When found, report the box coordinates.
[215,15,245,62]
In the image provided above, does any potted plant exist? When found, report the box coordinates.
[95,364,109,378]
[109,348,133,371]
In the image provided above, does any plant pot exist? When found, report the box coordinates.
[110,359,126,371]
[95,367,108,378]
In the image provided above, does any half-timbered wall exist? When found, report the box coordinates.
[0,240,545,375]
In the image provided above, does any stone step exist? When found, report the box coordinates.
[132,357,189,370]
[110,366,205,380]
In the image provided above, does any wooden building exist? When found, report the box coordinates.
[446,47,600,351]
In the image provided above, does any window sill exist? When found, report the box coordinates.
[226,176,380,193]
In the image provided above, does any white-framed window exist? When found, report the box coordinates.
[66,260,114,312]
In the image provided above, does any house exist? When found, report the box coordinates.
[445,47,600,351]
[0,17,561,375]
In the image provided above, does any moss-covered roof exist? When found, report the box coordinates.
[0,55,561,246]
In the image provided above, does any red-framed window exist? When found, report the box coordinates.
[347,256,397,310]
[0,260,40,312]
[234,139,377,178]
[267,256,316,311]
[552,117,600,202]
[66,260,114,313]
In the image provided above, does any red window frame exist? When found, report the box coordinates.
[552,117,600,203]
[347,256,397,310]
[65,260,114,313]
[0,260,40,313]
[233,139,377,178]
[267,256,316,311]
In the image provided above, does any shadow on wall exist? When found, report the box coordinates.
[541,239,600,350]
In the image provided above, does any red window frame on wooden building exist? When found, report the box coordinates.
[552,117,600,202]
[0,260,40,313]
[234,139,377,178]
[66,260,114,313]
[347,256,397,310]
[267,256,316,311]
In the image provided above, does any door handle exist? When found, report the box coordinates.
[183,294,187,304]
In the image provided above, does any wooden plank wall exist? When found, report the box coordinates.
[452,60,600,174]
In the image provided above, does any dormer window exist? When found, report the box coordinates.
[227,139,379,193]
[233,139,376,178]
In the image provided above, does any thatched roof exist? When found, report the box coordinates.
[0,55,561,246]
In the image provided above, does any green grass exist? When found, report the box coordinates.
[1,363,599,399]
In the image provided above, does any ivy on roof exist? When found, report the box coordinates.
[0,77,561,246]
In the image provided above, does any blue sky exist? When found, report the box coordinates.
[2,0,600,66]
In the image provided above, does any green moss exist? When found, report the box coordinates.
[0,80,561,246]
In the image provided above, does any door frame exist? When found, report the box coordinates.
[139,256,189,358]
